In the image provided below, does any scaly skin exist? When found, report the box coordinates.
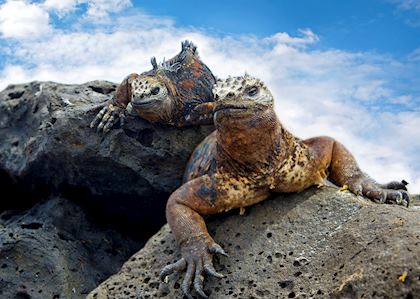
[90,41,216,133]
[160,75,410,298]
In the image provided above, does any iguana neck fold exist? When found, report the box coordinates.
[215,107,295,169]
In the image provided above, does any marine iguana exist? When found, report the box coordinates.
[160,75,410,298]
[90,41,216,133]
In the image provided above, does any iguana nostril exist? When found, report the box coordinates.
[227,92,235,98]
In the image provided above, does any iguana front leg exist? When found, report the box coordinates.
[161,174,270,298]
[306,136,410,206]
[160,175,226,298]
[90,73,139,133]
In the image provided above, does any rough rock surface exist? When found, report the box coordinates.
[0,197,143,299]
[0,81,213,226]
[88,187,420,299]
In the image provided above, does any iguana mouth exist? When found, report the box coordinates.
[131,99,157,108]
[214,103,248,113]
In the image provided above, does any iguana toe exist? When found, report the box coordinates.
[92,103,124,134]
[355,179,410,207]
[348,181,363,196]
[182,262,195,299]
[90,105,107,128]
[160,258,186,282]
[380,180,408,191]
[193,260,208,298]
[203,263,224,279]
[103,108,125,134]
[365,189,387,204]
[209,243,228,256]
[385,190,410,207]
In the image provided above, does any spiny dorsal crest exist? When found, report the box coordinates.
[150,40,199,73]
[181,40,198,55]
[213,74,274,106]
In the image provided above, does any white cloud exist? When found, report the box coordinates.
[409,47,420,61]
[390,0,420,26]
[42,0,133,16]
[392,0,420,11]
[0,0,135,39]
[0,10,419,194]
[42,0,78,16]
[0,0,52,39]
[266,28,319,46]
[84,0,132,19]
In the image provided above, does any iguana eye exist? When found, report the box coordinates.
[247,86,258,96]
[151,87,160,95]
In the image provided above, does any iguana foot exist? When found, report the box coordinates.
[90,103,126,134]
[347,177,410,207]
[160,237,226,299]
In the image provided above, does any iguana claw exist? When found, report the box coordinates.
[380,180,408,191]
[160,239,226,299]
[90,103,125,134]
[348,178,410,207]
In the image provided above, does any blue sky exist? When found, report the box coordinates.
[0,0,419,192]
[137,0,420,55]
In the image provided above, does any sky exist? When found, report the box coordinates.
[0,0,419,193]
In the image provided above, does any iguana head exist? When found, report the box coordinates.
[213,74,275,128]
[213,75,279,165]
[128,73,173,123]
[112,41,216,124]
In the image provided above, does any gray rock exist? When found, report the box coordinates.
[87,187,420,299]
[0,197,143,299]
[0,81,214,226]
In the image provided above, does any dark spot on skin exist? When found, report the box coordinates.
[196,183,217,203]
[248,118,259,128]
[291,150,297,164]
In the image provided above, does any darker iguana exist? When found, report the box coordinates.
[90,41,216,133]
[159,75,410,298]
